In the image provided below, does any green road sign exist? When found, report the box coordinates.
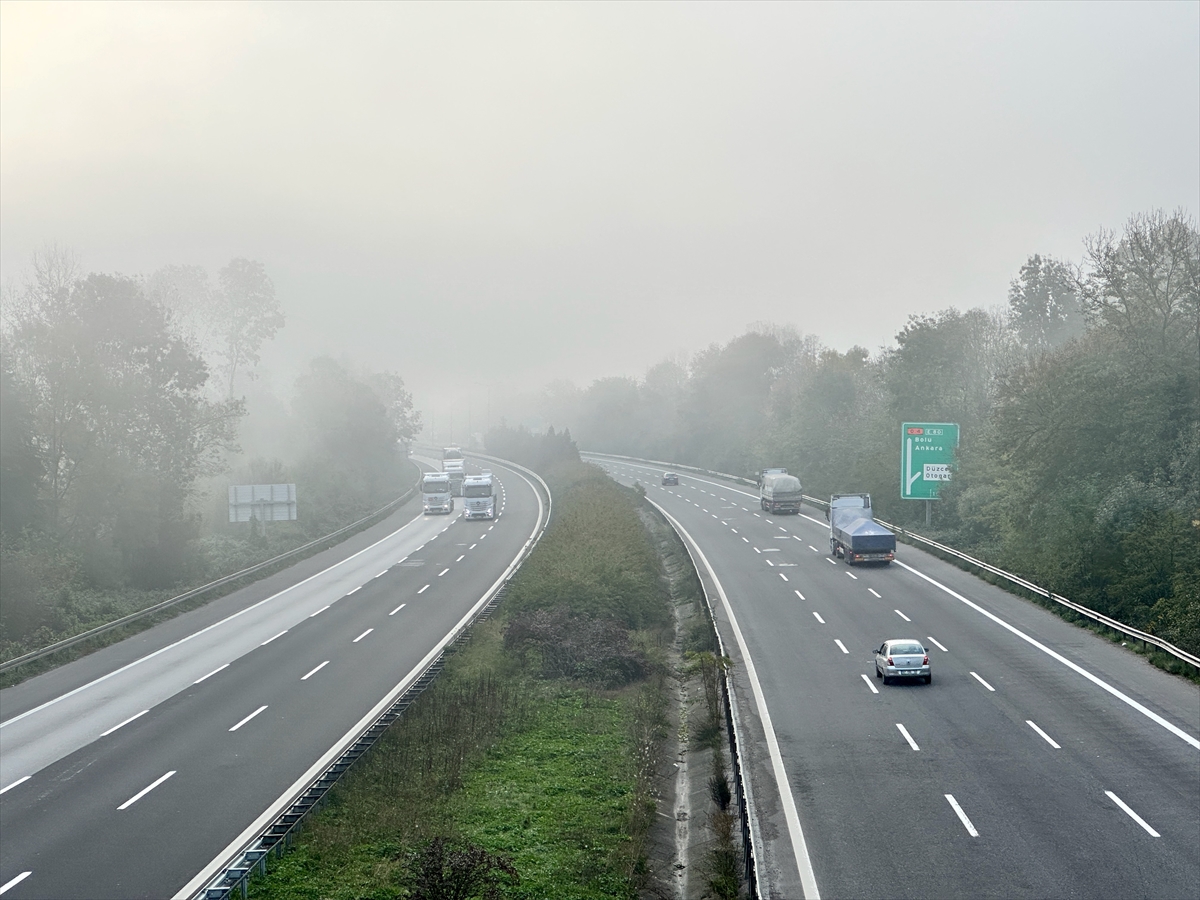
[901,423,960,500]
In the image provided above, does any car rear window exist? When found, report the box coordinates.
[890,642,924,655]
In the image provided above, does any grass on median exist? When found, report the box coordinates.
[248,459,673,899]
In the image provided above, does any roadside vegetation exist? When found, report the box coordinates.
[0,252,420,671]
[542,210,1200,660]
[246,433,691,899]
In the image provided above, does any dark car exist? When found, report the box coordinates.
[874,639,931,685]
[662,472,679,485]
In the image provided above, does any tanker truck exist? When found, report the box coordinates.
[827,493,895,565]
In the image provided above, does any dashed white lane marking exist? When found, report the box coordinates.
[353,629,373,643]
[742,537,750,543]
[1026,720,1061,749]
[845,572,858,580]
[753,513,761,517]
[895,610,911,622]
[808,545,818,552]
[437,568,450,577]
[309,605,330,617]
[754,547,762,554]
[229,706,269,732]
[825,558,836,565]
[794,590,806,600]
[418,584,430,594]
[260,630,288,646]
[766,559,774,566]
[469,543,477,549]
[741,507,748,511]
[0,871,31,894]
[868,588,881,598]
[100,709,148,737]
[970,671,996,692]
[118,770,175,809]
[1105,791,1160,837]
[896,723,920,751]
[813,612,825,624]
[389,603,406,616]
[894,558,1200,750]
[479,533,487,539]
[346,586,361,596]
[456,555,465,562]
[302,661,329,681]
[779,573,789,581]
[374,569,388,578]
[860,674,879,694]
[834,639,849,654]
[927,635,948,652]
[945,794,979,836]
[731,529,738,534]
[194,663,230,684]
[0,775,31,795]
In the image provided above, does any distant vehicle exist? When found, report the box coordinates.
[827,493,895,565]
[442,457,465,496]
[760,473,803,514]
[462,473,496,520]
[875,639,931,685]
[757,467,787,486]
[662,472,679,485]
[442,446,463,461]
[421,472,453,515]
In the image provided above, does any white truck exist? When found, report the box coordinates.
[461,472,497,520]
[760,472,803,514]
[421,472,453,515]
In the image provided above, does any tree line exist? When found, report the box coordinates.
[539,210,1200,656]
[0,249,420,658]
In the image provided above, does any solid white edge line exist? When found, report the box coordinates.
[834,639,849,655]
[1105,790,1160,837]
[896,723,920,751]
[100,709,148,737]
[194,663,230,684]
[0,505,430,730]
[860,674,879,695]
[176,458,548,900]
[0,775,31,795]
[118,770,175,810]
[945,794,979,836]
[648,504,821,898]
[229,705,268,732]
[1026,720,1061,749]
[0,872,32,894]
[970,672,996,692]
[301,661,329,681]
[893,559,1200,751]
[353,629,373,643]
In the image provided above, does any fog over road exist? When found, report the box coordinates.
[590,454,1199,900]
[0,457,545,900]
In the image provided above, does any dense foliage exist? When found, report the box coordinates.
[545,210,1200,655]
[0,251,420,661]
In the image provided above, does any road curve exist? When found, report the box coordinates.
[587,453,1200,900]
[0,456,545,899]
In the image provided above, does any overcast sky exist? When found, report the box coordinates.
[2,1,1197,423]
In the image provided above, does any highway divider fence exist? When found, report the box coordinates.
[584,451,1200,671]
[191,454,551,900]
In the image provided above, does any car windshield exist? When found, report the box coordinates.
[889,642,924,655]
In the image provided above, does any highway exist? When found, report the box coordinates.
[588,454,1200,900]
[0,456,545,899]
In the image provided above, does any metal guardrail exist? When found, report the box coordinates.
[193,455,552,900]
[0,466,426,675]
[583,451,1200,671]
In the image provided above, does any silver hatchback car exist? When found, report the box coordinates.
[875,639,931,685]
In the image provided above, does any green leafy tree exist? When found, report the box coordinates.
[216,258,285,398]
[1008,254,1086,353]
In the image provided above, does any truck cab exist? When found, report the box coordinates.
[421,472,453,515]
[461,474,496,520]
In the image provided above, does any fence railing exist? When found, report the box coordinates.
[190,455,552,900]
[1,466,426,676]
[582,451,1200,671]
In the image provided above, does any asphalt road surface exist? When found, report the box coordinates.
[588,453,1199,900]
[0,456,545,899]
